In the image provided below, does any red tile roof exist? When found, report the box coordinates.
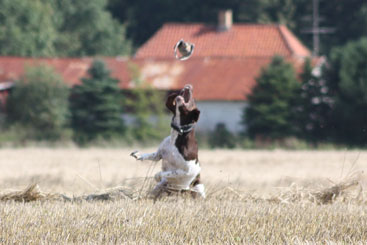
[0,55,317,101]
[133,58,266,100]
[0,56,131,89]
[135,23,311,59]
[133,57,308,101]
[133,23,314,101]
[0,23,316,101]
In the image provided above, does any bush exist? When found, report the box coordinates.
[6,65,70,141]
[209,123,236,149]
[124,63,170,144]
[325,37,367,146]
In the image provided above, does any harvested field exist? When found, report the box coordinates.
[1,148,367,244]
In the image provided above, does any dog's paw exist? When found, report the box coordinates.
[154,172,162,182]
[191,184,206,198]
[130,150,142,160]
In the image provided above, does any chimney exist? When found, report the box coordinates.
[218,10,232,31]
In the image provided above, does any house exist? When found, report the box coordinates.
[0,10,317,133]
[0,56,132,113]
[132,10,316,133]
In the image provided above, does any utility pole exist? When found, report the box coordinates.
[312,0,320,56]
[302,0,335,56]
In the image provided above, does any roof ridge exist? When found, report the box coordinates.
[132,56,286,62]
[163,22,282,27]
[135,22,308,59]
[277,25,311,57]
[163,22,205,25]
[277,25,294,56]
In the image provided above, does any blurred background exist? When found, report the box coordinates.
[0,0,366,149]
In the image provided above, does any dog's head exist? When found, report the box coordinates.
[166,84,200,127]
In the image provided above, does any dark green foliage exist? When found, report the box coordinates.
[108,0,235,46]
[70,60,125,144]
[209,123,236,149]
[243,56,301,140]
[282,0,367,55]
[1,0,364,57]
[0,0,131,57]
[108,0,299,47]
[0,0,57,57]
[125,63,169,143]
[238,0,296,28]
[316,0,367,55]
[0,0,365,57]
[52,0,131,56]
[297,58,333,144]
[108,0,366,55]
[325,38,367,146]
[6,65,70,140]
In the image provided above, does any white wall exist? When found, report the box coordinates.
[122,101,248,134]
[196,101,247,133]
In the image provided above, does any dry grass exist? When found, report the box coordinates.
[0,184,61,202]
[2,197,367,244]
[1,148,367,244]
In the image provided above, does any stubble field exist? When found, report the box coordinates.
[1,148,367,244]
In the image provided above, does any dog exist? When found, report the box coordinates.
[131,84,205,199]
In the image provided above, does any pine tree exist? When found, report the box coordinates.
[243,56,300,141]
[298,58,333,144]
[70,60,125,144]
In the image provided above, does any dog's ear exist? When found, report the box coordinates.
[189,108,200,122]
[165,93,178,113]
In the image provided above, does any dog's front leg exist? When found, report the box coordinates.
[130,150,161,162]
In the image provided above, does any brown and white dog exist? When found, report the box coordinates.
[131,84,205,198]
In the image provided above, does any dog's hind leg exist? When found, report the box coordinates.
[189,174,206,198]
[191,183,206,198]
[150,179,168,201]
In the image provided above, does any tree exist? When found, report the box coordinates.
[325,38,367,146]
[316,0,367,55]
[243,56,300,141]
[297,58,333,144]
[108,0,262,46]
[239,0,297,28]
[291,0,367,55]
[70,60,125,143]
[124,63,169,143]
[6,65,70,140]
[0,0,131,57]
[108,0,300,47]
[107,0,366,55]
[52,0,131,56]
[0,0,57,57]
